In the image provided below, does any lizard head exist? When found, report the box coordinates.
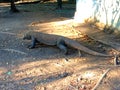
[23,34,32,40]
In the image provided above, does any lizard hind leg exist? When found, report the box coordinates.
[57,39,68,55]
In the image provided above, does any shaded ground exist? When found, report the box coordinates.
[0,2,120,90]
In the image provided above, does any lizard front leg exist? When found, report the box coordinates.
[57,39,67,55]
[28,36,36,49]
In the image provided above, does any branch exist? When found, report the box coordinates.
[92,68,111,90]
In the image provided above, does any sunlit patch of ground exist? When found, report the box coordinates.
[0,56,115,90]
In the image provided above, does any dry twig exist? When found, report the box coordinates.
[0,49,27,55]
[92,68,111,90]
[0,31,16,35]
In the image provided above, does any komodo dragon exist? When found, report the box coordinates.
[23,31,112,57]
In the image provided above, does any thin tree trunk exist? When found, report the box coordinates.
[10,0,19,12]
[56,0,62,9]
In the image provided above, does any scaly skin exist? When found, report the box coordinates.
[23,31,113,57]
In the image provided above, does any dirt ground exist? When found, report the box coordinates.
[0,2,120,90]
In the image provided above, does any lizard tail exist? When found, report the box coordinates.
[65,38,112,57]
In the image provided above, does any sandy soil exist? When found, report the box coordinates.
[0,2,120,90]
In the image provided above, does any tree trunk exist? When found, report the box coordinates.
[10,0,19,12]
[57,0,62,9]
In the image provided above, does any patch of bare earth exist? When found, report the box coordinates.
[0,2,120,90]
